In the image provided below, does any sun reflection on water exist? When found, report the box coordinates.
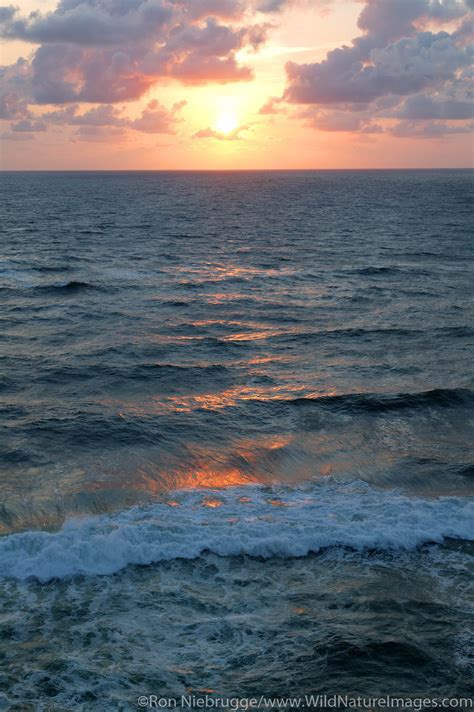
[100,383,330,418]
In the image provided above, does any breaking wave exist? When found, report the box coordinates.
[1,480,472,582]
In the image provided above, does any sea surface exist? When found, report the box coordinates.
[0,170,473,710]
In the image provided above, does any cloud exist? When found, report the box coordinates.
[395,94,473,120]
[285,31,472,105]
[281,0,473,138]
[72,125,128,142]
[357,0,469,41]
[10,118,47,131]
[131,98,186,133]
[2,0,472,148]
[297,108,382,133]
[166,53,253,84]
[0,0,268,109]
[390,120,474,138]
[38,98,186,137]
[193,123,249,139]
[256,0,333,14]
[0,91,27,119]
[258,96,284,114]
[0,1,172,46]
[1,130,36,140]
[184,0,246,21]
[423,0,470,22]
[43,103,126,126]
[256,0,288,11]
[0,57,31,118]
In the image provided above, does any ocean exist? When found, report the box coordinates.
[0,170,473,710]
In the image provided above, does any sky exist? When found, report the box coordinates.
[0,0,473,169]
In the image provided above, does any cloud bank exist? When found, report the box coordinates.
[0,0,267,116]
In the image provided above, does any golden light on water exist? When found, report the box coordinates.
[201,498,223,508]
[173,464,252,490]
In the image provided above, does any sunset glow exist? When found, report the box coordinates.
[1,0,472,169]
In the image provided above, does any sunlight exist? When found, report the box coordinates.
[214,110,238,134]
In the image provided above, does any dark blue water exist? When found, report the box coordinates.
[0,171,473,709]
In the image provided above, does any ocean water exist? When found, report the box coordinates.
[0,170,473,709]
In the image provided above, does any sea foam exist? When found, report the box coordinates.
[1,480,472,582]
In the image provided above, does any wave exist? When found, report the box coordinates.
[0,480,472,582]
[290,387,474,413]
[0,278,98,293]
[32,361,231,387]
[0,446,36,464]
[32,265,74,274]
[35,280,97,293]
[354,266,430,277]
[355,266,403,276]
[161,300,190,307]
[6,390,472,440]
[271,325,474,345]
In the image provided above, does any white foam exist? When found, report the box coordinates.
[1,480,472,581]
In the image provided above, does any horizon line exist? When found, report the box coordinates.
[1,167,473,173]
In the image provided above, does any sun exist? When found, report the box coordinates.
[214,110,238,135]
